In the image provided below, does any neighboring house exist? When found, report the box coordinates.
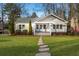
[70,16,79,32]
[15,14,68,35]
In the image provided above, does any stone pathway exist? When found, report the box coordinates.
[35,36,51,56]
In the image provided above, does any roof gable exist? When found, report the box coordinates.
[37,15,56,22]
[35,14,67,23]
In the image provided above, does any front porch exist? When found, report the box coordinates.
[33,23,67,35]
[33,23,51,35]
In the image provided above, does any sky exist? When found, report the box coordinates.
[0,3,45,18]
[0,3,45,21]
[0,3,69,20]
[22,3,45,17]
[22,3,69,17]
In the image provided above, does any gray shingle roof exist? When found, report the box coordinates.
[15,14,67,23]
[16,17,39,23]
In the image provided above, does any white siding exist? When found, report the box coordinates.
[34,18,67,33]
[15,23,29,32]
[15,15,67,35]
[15,22,35,32]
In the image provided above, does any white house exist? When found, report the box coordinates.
[15,14,68,35]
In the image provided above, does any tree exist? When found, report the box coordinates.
[4,3,22,35]
[76,4,79,23]
[67,20,71,35]
[69,4,75,20]
[42,3,67,19]
[0,3,5,33]
[67,3,75,34]
[31,12,38,18]
[60,4,66,20]
[29,20,32,35]
[42,3,54,15]
[54,4,67,20]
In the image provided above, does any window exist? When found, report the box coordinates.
[44,24,46,29]
[22,25,25,29]
[60,24,62,29]
[19,25,21,29]
[63,25,65,27]
[57,24,59,29]
[36,25,39,29]
[19,25,25,30]
[22,25,25,27]
[53,24,55,29]
[40,25,42,29]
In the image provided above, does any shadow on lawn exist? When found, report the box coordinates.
[46,39,79,56]
[0,46,38,56]
[0,40,11,42]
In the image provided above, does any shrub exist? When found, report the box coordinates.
[15,30,27,35]
[22,30,27,35]
[29,20,32,35]
[15,30,21,35]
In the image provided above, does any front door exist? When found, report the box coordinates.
[43,24,47,32]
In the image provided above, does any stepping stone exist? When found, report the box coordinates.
[38,43,44,46]
[38,42,43,44]
[38,42,44,46]
[35,52,51,56]
[40,45,48,48]
[38,41,43,43]
[39,48,49,52]
[38,41,44,44]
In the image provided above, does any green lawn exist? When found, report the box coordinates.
[0,35,39,56]
[43,35,79,56]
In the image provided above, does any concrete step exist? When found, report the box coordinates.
[35,32,50,35]
[38,42,44,45]
[35,52,51,56]
[40,45,48,48]
[39,48,49,52]
[38,42,43,44]
[38,40,43,42]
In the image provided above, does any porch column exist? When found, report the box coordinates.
[34,23,36,35]
[42,24,43,29]
[49,23,52,36]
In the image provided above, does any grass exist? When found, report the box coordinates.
[43,35,79,56]
[0,35,39,56]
